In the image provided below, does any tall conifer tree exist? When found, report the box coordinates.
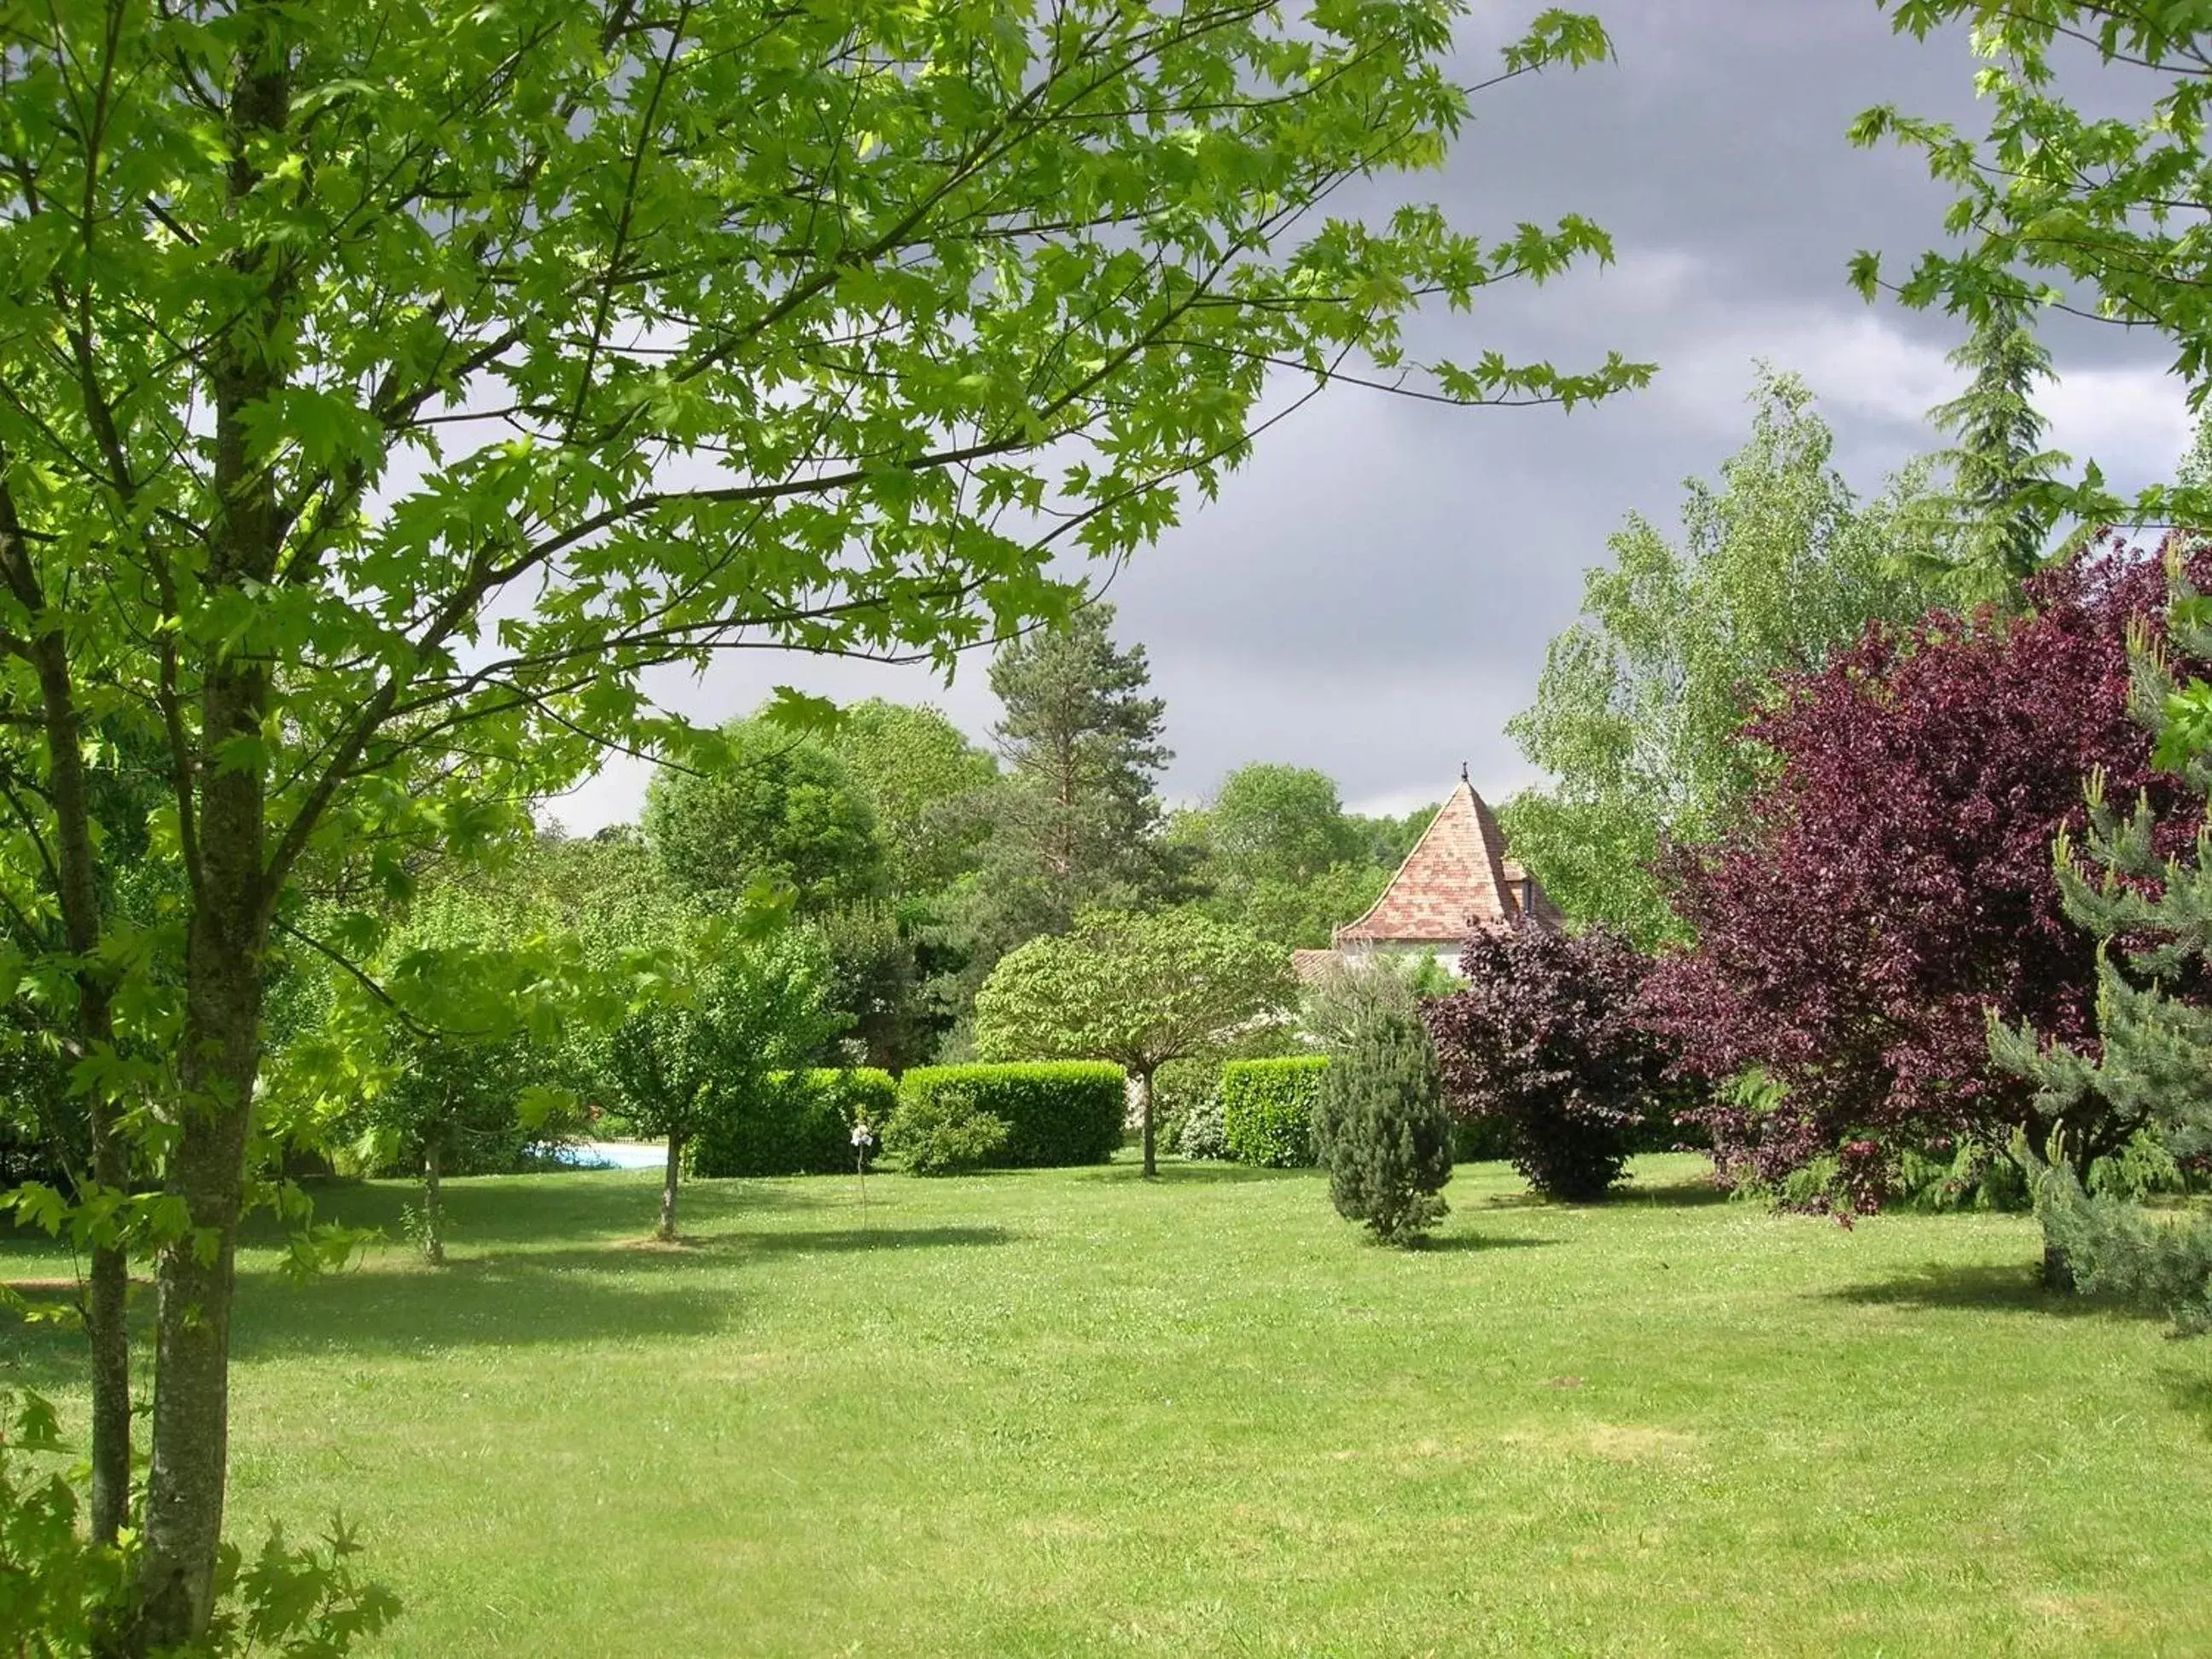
[957,605,1179,984]
[1925,300,2070,604]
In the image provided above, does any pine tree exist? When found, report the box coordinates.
[955,604,1182,986]
[1990,552,2212,1316]
[1312,969,1453,1245]
[1926,300,2070,604]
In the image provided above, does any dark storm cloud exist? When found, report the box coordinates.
[550,2,2195,832]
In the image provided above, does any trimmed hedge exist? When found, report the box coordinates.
[896,1062,1125,1167]
[1222,1056,1328,1167]
[692,1068,898,1178]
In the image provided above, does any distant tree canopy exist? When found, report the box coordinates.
[1501,371,1948,946]
[1204,764,1365,886]
[644,717,888,914]
[828,701,998,899]
[1177,763,1394,948]
[956,604,1187,981]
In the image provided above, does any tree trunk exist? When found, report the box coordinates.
[6,509,131,1546]
[137,902,264,1646]
[136,23,291,1644]
[659,1132,681,1242]
[1137,1067,1156,1179]
[422,1139,445,1266]
[2042,1239,2076,1293]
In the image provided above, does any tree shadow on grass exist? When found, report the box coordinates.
[1825,1261,2131,1319]
[1103,1162,1309,1186]
[228,1253,741,1359]
[1417,1231,1561,1254]
[1610,1179,1731,1209]
[247,1169,825,1251]
[2157,1366,2212,1441]
[551,1224,1015,1264]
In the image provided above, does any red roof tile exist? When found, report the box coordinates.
[1335,778,1555,946]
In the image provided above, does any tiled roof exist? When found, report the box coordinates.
[1291,948,1341,985]
[1335,778,1556,946]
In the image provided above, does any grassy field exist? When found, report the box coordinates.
[6,1154,2212,1657]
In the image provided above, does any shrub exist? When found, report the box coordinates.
[882,1084,1010,1175]
[1312,971,1452,1244]
[1643,544,2212,1210]
[1154,1027,1303,1155]
[1177,1091,1230,1160]
[691,1068,899,1178]
[1426,923,1672,1202]
[896,1062,1125,1167]
[1222,1057,1329,1167]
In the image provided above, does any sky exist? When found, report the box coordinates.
[544,1,2198,834]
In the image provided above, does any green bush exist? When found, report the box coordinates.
[691,1068,898,1177]
[1222,1057,1329,1167]
[1313,975,1452,1245]
[882,1084,1010,1175]
[897,1062,1125,1167]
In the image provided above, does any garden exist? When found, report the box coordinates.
[9,3,2212,1656]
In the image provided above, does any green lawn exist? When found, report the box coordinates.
[7,1155,2212,1656]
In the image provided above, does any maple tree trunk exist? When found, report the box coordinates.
[137,868,265,1645]
[7,506,132,1550]
[137,24,288,1638]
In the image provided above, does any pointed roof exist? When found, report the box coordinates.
[1335,777,1554,946]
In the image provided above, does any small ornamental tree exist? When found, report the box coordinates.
[1312,968,1452,1244]
[1426,923,1670,1202]
[973,909,1293,1176]
[1642,545,2210,1213]
[599,926,839,1240]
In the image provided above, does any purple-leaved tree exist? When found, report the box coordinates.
[1641,544,2209,1214]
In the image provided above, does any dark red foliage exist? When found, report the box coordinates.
[1425,922,1674,1201]
[1640,543,2209,1210]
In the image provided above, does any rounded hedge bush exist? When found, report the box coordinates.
[1221,1056,1328,1167]
[895,1062,1125,1167]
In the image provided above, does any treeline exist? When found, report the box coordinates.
[235,602,1437,1193]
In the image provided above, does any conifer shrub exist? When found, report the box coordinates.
[691,1068,899,1178]
[882,1083,1010,1175]
[1311,975,1452,1243]
[1427,923,1671,1202]
[1221,1057,1329,1167]
[895,1062,1125,1167]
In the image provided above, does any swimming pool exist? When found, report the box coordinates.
[546,1140,665,1171]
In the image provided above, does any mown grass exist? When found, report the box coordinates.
[6,1154,2212,1656]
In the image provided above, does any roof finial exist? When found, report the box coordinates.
[1459,760,1470,784]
